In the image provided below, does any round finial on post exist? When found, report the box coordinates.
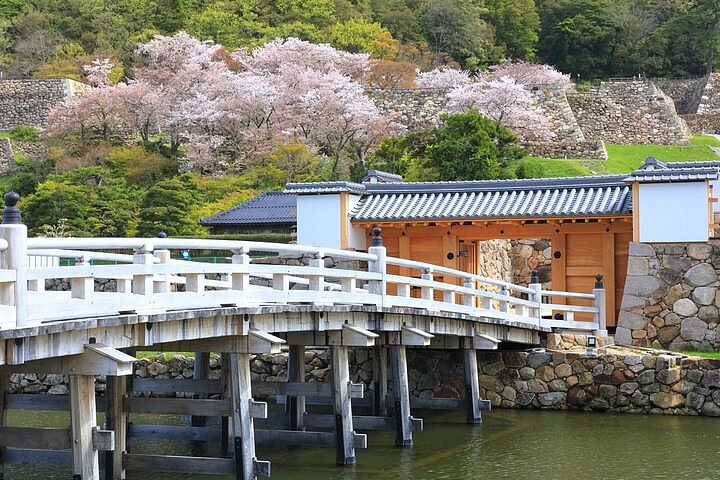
[156,231,167,238]
[2,191,21,224]
[371,226,383,247]
[595,274,604,289]
[530,269,539,284]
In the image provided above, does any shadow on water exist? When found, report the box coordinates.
[5,409,720,480]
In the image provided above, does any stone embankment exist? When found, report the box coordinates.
[617,242,720,351]
[14,346,720,417]
[0,79,89,130]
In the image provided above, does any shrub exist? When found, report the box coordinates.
[9,125,39,142]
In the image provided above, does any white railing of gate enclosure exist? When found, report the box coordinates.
[0,220,607,336]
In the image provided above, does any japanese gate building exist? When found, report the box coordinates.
[206,157,720,329]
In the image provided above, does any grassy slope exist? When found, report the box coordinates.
[523,134,720,178]
[683,350,720,359]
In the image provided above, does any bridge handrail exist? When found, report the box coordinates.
[385,256,535,295]
[26,238,378,262]
[0,227,607,336]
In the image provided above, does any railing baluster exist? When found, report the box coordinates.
[528,270,543,325]
[499,285,509,313]
[71,255,93,300]
[367,227,387,307]
[132,249,155,296]
[463,280,474,307]
[153,249,172,293]
[593,274,607,336]
[0,192,27,327]
[231,251,251,291]
[421,269,433,301]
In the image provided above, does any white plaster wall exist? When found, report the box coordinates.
[638,182,709,242]
[296,194,341,248]
[347,194,367,250]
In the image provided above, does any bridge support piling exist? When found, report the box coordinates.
[330,345,356,465]
[372,345,388,417]
[287,345,306,431]
[105,375,128,480]
[70,374,100,480]
[463,347,482,424]
[389,345,413,446]
[229,352,259,480]
[0,373,8,480]
[192,352,211,427]
[221,353,231,458]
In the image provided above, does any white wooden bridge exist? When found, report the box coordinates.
[0,193,606,479]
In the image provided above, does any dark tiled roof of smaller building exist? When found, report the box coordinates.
[284,181,366,195]
[200,191,297,227]
[624,157,720,183]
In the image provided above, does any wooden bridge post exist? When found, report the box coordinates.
[330,345,356,465]
[389,344,413,446]
[70,374,100,480]
[287,345,306,431]
[593,274,608,337]
[105,375,127,480]
[220,353,231,458]
[0,373,8,479]
[529,270,543,323]
[463,345,482,424]
[229,352,259,480]
[191,352,211,427]
[0,192,28,328]
[372,345,388,416]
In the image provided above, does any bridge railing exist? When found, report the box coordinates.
[0,203,606,335]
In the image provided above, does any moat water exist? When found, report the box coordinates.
[6,408,720,479]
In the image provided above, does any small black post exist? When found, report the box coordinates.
[2,192,20,224]
[233,436,244,479]
[595,274,604,289]
[156,231,167,238]
[371,226,383,247]
[393,399,403,446]
[334,413,346,465]
[530,269,539,284]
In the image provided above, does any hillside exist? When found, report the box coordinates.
[0,0,718,82]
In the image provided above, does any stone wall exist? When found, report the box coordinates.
[22,348,720,417]
[511,239,552,288]
[617,242,720,351]
[0,139,14,175]
[522,89,607,159]
[567,81,691,145]
[681,114,720,134]
[697,73,720,115]
[368,88,447,131]
[0,79,90,130]
[476,239,513,283]
[655,77,709,114]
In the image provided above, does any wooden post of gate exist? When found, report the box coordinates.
[287,345,306,431]
[330,345,356,465]
[372,345,388,416]
[389,344,413,446]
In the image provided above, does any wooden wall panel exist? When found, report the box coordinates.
[613,232,632,326]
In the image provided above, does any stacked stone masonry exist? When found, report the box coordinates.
[511,239,552,288]
[567,81,691,145]
[0,79,90,130]
[617,242,720,351]
[19,348,720,417]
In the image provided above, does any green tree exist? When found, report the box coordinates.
[486,0,539,60]
[21,180,94,235]
[137,175,204,236]
[327,18,397,58]
[423,112,523,181]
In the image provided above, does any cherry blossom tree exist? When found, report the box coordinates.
[446,76,548,138]
[486,60,573,90]
[415,66,471,88]
[83,59,114,88]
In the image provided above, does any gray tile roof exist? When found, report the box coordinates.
[625,157,720,183]
[284,181,366,195]
[200,191,296,227]
[351,177,632,222]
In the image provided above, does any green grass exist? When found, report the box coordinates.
[135,351,194,360]
[682,350,720,359]
[522,134,720,178]
[603,135,720,174]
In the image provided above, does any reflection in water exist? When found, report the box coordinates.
[5,409,720,480]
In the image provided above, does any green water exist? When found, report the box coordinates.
[6,409,720,480]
